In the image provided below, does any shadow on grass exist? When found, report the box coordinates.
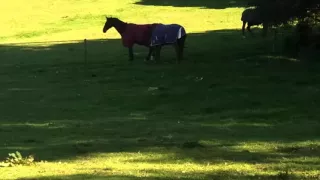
[134,0,250,9]
[0,29,320,170]
[0,29,297,67]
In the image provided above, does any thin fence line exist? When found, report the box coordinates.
[0,38,109,46]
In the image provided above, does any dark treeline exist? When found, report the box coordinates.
[246,0,320,52]
[248,0,319,24]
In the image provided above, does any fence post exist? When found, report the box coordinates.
[84,39,87,64]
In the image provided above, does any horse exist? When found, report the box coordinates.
[241,8,268,37]
[102,17,187,63]
[102,16,157,61]
[147,23,187,64]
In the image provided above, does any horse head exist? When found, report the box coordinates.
[103,16,127,34]
[103,16,117,33]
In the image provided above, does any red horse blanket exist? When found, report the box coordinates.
[121,23,154,48]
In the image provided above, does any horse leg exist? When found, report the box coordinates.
[174,43,180,64]
[242,21,247,37]
[151,50,156,60]
[180,35,186,61]
[262,22,268,37]
[128,47,134,61]
[175,35,187,63]
[145,46,153,62]
[247,23,254,37]
[154,45,161,63]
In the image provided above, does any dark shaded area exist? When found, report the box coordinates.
[0,29,300,66]
[134,0,250,9]
[0,30,320,177]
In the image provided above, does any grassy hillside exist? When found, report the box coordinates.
[0,0,319,180]
[0,0,244,43]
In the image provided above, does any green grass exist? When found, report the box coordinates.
[0,0,244,43]
[0,0,320,179]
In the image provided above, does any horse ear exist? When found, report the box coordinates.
[106,16,115,20]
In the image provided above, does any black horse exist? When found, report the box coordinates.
[102,17,187,63]
[241,8,268,37]
[147,23,187,64]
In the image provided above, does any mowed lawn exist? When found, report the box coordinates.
[0,0,320,179]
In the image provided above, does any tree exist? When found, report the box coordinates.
[248,0,320,51]
[247,0,320,26]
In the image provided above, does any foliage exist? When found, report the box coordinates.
[0,151,34,167]
[245,0,320,51]
[247,0,320,26]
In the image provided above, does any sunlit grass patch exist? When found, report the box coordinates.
[1,151,319,179]
[0,0,320,180]
[0,0,245,43]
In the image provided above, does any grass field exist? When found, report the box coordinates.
[1,0,320,179]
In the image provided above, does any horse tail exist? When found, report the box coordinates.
[178,26,186,38]
[176,25,187,49]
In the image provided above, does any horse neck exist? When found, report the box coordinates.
[113,19,127,35]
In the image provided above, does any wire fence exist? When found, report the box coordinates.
[0,39,85,46]
[0,29,310,67]
[0,38,125,66]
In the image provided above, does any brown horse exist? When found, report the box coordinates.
[103,17,187,63]
[102,17,157,61]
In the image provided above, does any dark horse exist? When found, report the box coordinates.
[241,8,268,37]
[148,23,187,63]
[102,17,187,63]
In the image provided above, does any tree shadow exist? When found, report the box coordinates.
[0,29,319,170]
[134,0,250,9]
[0,29,299,67]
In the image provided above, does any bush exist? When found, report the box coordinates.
[0,151,34,167]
